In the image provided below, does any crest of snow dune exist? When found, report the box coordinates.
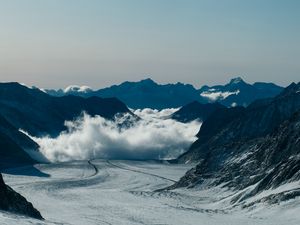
[200,90,240,101]
[64,85,93,93]
[26,109,201,162]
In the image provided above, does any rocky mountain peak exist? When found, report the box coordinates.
[229,77,245,85]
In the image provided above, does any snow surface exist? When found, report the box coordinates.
[2,160,300,225]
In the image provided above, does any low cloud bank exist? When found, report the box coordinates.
[27,109,201,162]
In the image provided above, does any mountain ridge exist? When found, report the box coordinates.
[44,77,284,109]
[170,82,300,205]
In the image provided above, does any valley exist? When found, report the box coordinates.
[1,160,300,225]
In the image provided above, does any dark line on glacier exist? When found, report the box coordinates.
[106,160,176,183]
[87,159,99,177]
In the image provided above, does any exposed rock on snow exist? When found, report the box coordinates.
[0,174,43,220]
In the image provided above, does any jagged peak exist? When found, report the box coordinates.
[279,82,300,96]
[139,78,157,85]
[229,77,246,85]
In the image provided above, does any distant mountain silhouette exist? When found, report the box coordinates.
[45,77,283,109]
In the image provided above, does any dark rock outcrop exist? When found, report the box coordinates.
[0,174,43,219]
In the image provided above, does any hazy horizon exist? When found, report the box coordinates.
[0,0,299,89]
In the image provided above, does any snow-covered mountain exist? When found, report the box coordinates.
[172,82,300,206]
[45,85,93,97]
[199,77,283,107]
[0,81,299,224]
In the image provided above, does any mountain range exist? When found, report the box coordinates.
[0,82,132,169]
[45,77,284,109]
[170,82,300,206]
[0,78,299,219]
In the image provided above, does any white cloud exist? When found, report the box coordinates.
[64,85,93,93]
[200,90,240,101]
[25,109,201,162]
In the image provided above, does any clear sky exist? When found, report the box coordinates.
[0,0,299,89]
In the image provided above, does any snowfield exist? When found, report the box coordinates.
[1,160,300,225]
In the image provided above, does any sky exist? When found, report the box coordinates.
[0,0,299,89]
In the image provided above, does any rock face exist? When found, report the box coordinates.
[171,101,225,123]
[0,174,43,219]
[173,82,300,203]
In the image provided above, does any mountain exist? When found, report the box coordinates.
[0,128,37,170]
[0,82,132,169]
[0,82,132,137]
[90,78,205,109]
[171,82,300,204]
[171,101,225,123]
[0,112,44,169]
[45,77,283,109]
[46,79,204,109]
[45,85,93,97]
[199,77,283,107]
[0,174,43,219]
[179,82,300,163]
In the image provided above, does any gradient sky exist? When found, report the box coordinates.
[0,0,299,89]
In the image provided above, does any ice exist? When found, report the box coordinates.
[2,160,300,225]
